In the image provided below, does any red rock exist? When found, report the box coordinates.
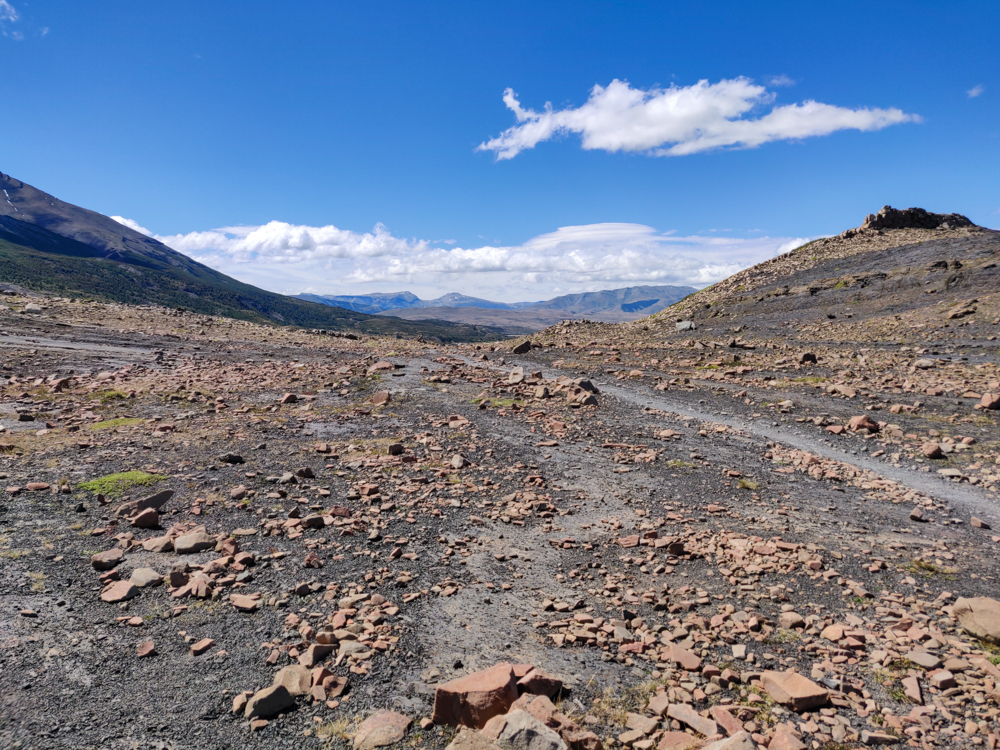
[26,482,50,491]
[826,425,845,435]
[619,534,640,548]
[972,517,992,529]
[564,729,604,750]
[91,547,124,571]
[231,594,260,612]
[820,624,844,642]
[298,643,335,668]
[761,671,828,710]
[137,640,156,658]
[901,675,922,704]
[667,703,716,736]
[657,731,697,750]
[646,693,670,716]
[280,392,297,404]
[372,391,391,406]
[664,643,702,671]
[517,668,562,698]
[100,580,139,603]
[929,670,956,689]
[981,392,1000,410]
[710,706,743,736]
[953,596,1000,644]
[190,638,215,656]
[353,711,411,749]
[767,727,806,750]
[513,693,558,727]
[921,443,943,459]
[130,508,159,528]
[511,663,535,679]
[847,415,879,433]
[431,662,518,728]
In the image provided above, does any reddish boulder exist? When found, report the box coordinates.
[431,662,518,728]
[761,670,828,710]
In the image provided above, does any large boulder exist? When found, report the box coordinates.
[432,662,518,728]
[954,597,1000,644]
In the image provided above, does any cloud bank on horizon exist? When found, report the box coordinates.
[478,77,918,160]
[113,216,812,302]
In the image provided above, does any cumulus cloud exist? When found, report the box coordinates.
[129,216,814,302]
[967,85,984,98]
[477,78,918,160]
[111,215,152,236]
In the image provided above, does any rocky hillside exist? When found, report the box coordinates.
[627,206,999,345]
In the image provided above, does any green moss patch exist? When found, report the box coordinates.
[90,417,144,430]
[77,471,166,497]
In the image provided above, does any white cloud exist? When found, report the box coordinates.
[767,74,796,87]
[0,1,18,23]
[111,215,152,236]
[967,85,984,98]
[138,217,813,302]
[477,78,918,160]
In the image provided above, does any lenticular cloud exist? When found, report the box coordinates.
[477,78,917,160]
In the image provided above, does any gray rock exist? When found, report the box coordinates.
[492,709,567,750]
[675,320,696,331]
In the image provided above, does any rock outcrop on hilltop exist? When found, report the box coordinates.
[858,205,975,232]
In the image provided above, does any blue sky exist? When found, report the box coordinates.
[2,1,997,300]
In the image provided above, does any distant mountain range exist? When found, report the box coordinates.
[0,172,493,341]
[296,284,697,333]
[295,291,538,313]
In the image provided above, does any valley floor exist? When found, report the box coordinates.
[0,294,998,750]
